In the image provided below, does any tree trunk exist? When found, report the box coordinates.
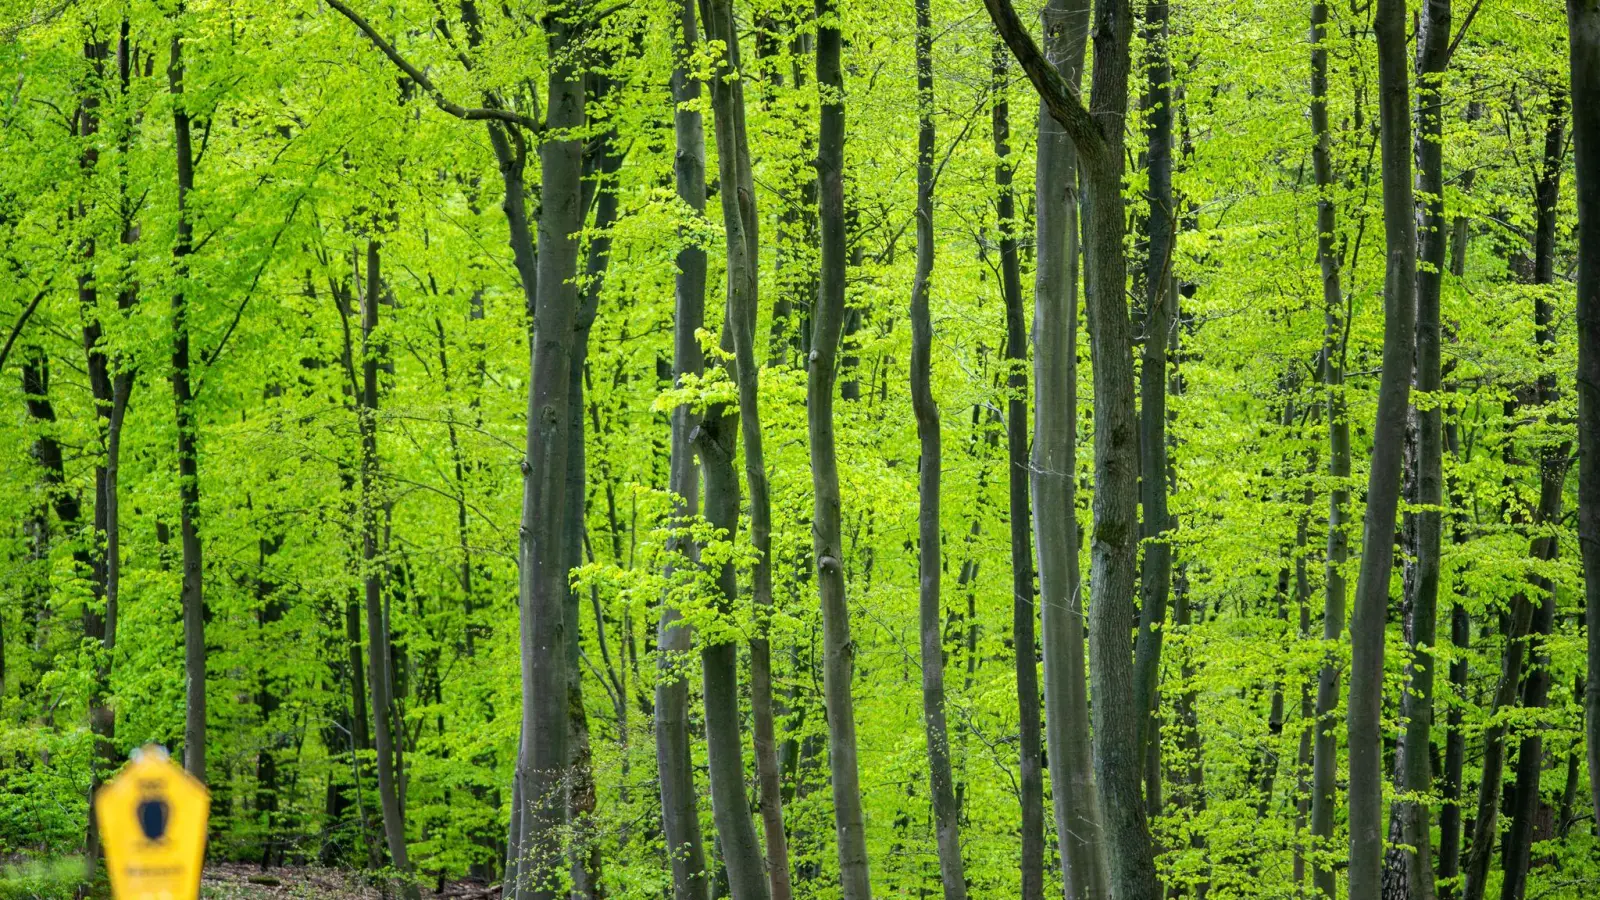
[508,13,586,900]
[1030,2,1110,895]
[1498,88,1569,900]
[357,241,418,900]
[909,5,967,895]
[1346,0,1418,893]
[1568,0,1600,841]
[168,20,208,787]
[690,5,774,899]
[693,375,771,900]
[659,3,711,896]
[1392,1,1451,896]
[811,2,873,895]
[982,1,1161,896]
[1460,592,1535,900]
[76,34,126,872]
[563,67,623,900]
[1131,0,1176,787]
[697,4,793,895]
[1306,2,1351,895]
[991,43,1045,900]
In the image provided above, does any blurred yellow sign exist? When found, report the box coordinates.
[94,746,209,900]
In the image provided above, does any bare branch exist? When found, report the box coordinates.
[980,0,1106,165]
[325,0,541,132]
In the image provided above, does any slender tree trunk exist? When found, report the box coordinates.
[168,19,208,787]
[659,4,710,896]
[693,374,770,900]
[991,43,1045,900]
[1131,0,1176,787]
[76,35,125,872]
[696,5,793,895]
[1306,3,1351,895]
[908,5,966,896]
[1030,2,1109,895]
[689,5,774,898]
[1567,0,1600,840]
[1498,90,1569,900]
[811,2,872,895]
[1460,589,1535,900]
[1390,2,1451,897]
[357,241,417,900]
[1346,0,1418,893]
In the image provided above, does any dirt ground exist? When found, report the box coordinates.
[200,863,498,900]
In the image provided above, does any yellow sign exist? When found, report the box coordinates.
[94,746,209,900]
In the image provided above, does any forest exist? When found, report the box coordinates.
[0,0,1597,898]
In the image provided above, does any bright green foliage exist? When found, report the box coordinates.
[0,0,1591,897]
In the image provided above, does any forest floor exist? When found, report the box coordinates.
[200,864,379,900]
[200,864,498,900]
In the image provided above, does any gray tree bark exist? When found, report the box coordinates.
[1306,1,1351,894]
[990,42,1045,900]
[356,241,418,900]
[811,2,873,895]
[659,3,711,896]
[982,1,1161,896]
[1345,0,1418,893]
[1567,0,1600,841]
[1131,0,1176,787]
[698,5,793,895]
[509,12,586,899]
[694,3,776,897]
[169,18,208,788]
[909,4,967,895]
[1030,2,1110,896]
[1498,88,1568,900]
[1391,1,1451,896]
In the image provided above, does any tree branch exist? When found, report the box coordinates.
[326,0,541,132]
[980,0,1106,165]
[0,283,50,372]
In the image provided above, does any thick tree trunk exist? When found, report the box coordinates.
[659,4,711,896]
[909,5,966,896]
[1131,0,1176,785]
[1030,2,1109,894]
[1346,0,1418,894]
[1390,2,1451,896]
[563,70,623,900]
[169,22,208,787]
[1306,1,1350,894]
[357,241,418,900]
[1568,0,1600,840]
[811,2,873,895]
[991,44,1045,900]
[508,13,586,900]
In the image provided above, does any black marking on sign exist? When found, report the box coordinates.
[137,797,170,842]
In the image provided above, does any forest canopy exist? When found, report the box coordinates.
[0,0,1597,899]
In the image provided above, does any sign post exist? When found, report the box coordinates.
[94,745,209,900]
